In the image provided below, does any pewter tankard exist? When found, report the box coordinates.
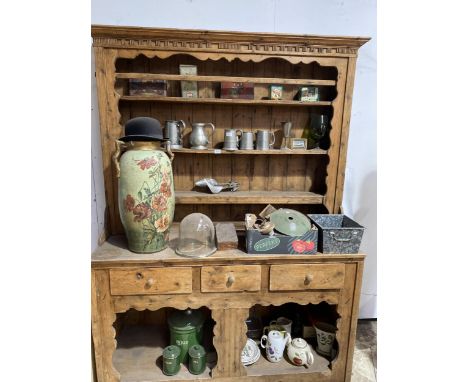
[189,122,215,149]
[256,130,275,150]
[164,120,186,149]
[240,131,254,150]
[223,129,242,151]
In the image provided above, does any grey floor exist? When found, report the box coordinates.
[351,320,377,382]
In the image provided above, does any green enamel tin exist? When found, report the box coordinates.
[162,345,181,376]
[188,345,207,375]
[270,208,311,236]
[168,309,205,363]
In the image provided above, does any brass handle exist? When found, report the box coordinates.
[226,274,235,287]
[112,140,126,178]
[145,278,155,288]
[304,274,313,285]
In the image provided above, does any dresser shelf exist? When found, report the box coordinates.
[119,95,332,107]
[175,191,324,205]
[172,148,328,155]
[115,72,337,86]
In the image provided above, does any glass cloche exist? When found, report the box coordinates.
[175,213,216,257]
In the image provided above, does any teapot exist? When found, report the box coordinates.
[189,122,215,149]
[260,330,291,363]
[286,337,314,367]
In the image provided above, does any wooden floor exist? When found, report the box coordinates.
[351,320,377,382]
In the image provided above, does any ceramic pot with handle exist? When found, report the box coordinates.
[189,122,215,149]
[286,337,314,367]
[260,330,291,362]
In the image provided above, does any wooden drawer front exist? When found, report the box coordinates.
[269,264,345,291]
[201,265,261,293]
[109,267,192,295]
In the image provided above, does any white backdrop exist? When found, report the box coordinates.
[91,0,377,318]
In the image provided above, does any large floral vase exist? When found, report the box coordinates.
[118,146,175,253]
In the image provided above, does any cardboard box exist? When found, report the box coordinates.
[296,86,319,102]
[220,82,254,99]
[245,226,318,254]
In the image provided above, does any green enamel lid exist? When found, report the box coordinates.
[163,345,181,359]
[188,344,206,358]
[168,309,205,331]
[270,208,311,236]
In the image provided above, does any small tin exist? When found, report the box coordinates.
[162,345,181,376]
[269,85,283,100]
[297,86,319,102]
[188,344,207,375]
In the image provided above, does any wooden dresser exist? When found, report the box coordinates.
[92,25,369,382]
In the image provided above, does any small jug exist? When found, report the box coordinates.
[256,130,275,150]
[164,120,186,149]
[223,129,242,151]
[189,122,215,149]
[260,330,291,363]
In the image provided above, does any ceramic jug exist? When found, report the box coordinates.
[286,338,314,367]
[260,330,291,362]
[189,122,215,149]
[113,140,175,253]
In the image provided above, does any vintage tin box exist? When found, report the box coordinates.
[220,82,254,99]
[129,79,168,96]
[180,64,198,98]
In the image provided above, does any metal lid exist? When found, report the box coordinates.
[163,345,181,359]
[188,344,206,358]
[270,208,311,236]
[167,309,205,331]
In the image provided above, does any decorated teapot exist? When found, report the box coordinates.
[286,337,314,367]
[260,330,291,363]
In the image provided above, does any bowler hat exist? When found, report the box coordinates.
[119,117,167,142]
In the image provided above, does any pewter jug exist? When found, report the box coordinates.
[223,129,242,151]
[164,120,186,149]
[256,130,275,150]
[189,122,215,149]
[240,131,254,150]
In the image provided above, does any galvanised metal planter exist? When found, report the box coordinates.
[308,214,364,254]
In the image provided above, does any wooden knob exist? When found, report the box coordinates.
[136,272,143,280]
[304,274,313,285]
[226,275,235,287]
[145,278,155,288]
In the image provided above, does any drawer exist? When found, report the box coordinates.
[269,264,345,291]
[201,265,261,293]
[109,267,192,295]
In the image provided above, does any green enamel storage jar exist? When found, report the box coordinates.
[162,345,181,376]
[189,344,207,375]
[167,309,205,363]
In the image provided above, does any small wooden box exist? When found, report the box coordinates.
[129,79,167,96]
[220,82,254,99]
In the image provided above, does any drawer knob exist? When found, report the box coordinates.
[304,274,313,285]
[226,275,235,287]
[145,278,155,289]
[136,272,143,280]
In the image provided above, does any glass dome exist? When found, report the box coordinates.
[175,213,216,257]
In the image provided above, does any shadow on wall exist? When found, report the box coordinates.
[347,170,377,318]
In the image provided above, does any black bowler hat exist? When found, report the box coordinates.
[119,117,167,142]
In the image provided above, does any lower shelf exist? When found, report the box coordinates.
[113,325,215,381]
[113,325,331,381]
[175,191,324,204]
[245,346,330,377]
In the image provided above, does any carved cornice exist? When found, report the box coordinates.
[91,25,370,57]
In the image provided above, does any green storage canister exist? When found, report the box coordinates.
[188,344,207,375]
[167,309,205,363]
[162,345,181,376]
